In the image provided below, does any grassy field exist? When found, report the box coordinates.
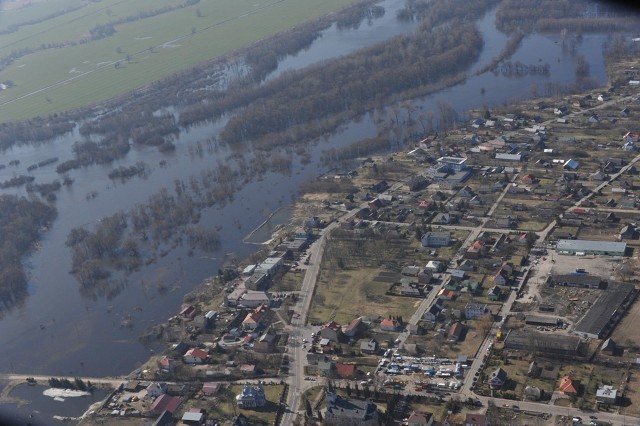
[0,0,358,121]
[310,266,421,325]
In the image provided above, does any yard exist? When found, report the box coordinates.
[309,266,421,325]
[181,383,284,425]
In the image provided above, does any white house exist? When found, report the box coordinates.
[596,385,617,405]
[464,303,488,320]
[236,383,266,409]
[146,382,167,398]
[421,232,451,247]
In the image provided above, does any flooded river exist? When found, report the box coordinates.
[0,1,615,379]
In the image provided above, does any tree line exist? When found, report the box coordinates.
[0,195,56,315]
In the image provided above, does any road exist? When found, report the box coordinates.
[280,202,366,424]
[0,373,126,388]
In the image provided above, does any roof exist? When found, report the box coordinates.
[504,330,581,355]
[556,239,626,253]
[182,411,204,422]
[185,348,208,360]
[380,318,398,328]
[202,382,221,394]
[552,274,602,287]
[406,410,433,424]
[596,385,617,399]
[559,375,578,393]
[465,413,487,425]
[150,394,182,414]
[336,363,357,378]
[574,282,635,338]
[448,322,463,338]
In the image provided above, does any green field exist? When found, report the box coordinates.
[0,0,358,122]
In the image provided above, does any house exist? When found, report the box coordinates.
[157,356,175,374]
[408,324,425,335]
[437,288,457,301]
[421,231,451,247]
[181,408,205,425]
[324,384,378,426]
[242,304,269,330]
[495,216,517,228]
[433,212,454,225]
[448,321,464,342]
[619,224,638,240]
[238,291,271,308]
[527,361,541,379]
[147,382,167,398]
[425,260,444,272]
[488,367,507,389]
[180,305,197,319]
[554,106,568,116]
[360,338,379,354]
[601,338,617,355]
[336,363,357,379]
[464,413,489,426]
[150,394,183,415]
[319,338,332,352]
[596,385,618,405]
[493,270,508,286]
[318,359,335,376]
[465,303,488,320]
[406,410,434,426]
[423,303,442,322]
[402,266,422,276]
[202,382,221,396]
[465,240,485,259]
[240,364,256,376]
[380,318,400,332]
[564,158,579,170]
[457,259,475,271]
[183,348,209,364]
[524,386,542,401]
[235,383,266,409]
[320,321,343,342]
[343,318,363,338]
[559,375,578,394]
[487,286,502,301]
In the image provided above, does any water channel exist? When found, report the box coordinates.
[0,1,617,382]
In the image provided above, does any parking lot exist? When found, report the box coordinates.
[375,350,469,393]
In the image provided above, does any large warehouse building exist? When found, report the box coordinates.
[573,282,636,339]
[556,239,627,256]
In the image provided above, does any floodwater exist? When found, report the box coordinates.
[0,1,617,381]
[0,384,109,426]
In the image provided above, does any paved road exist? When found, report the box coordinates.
[280,203,365,424]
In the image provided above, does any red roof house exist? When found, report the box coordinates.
[559,375,578,394]
[150,394,183,415]
[183,348,208,364]
[380,318,399,332]
[335,363,357,379]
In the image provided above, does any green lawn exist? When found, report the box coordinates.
[0,0,358,121]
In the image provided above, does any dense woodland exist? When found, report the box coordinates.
[0,195,56,315]
[2,0,640,304]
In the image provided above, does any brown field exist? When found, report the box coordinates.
[611,298,640,351]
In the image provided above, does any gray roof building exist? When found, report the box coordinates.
[556,239,626,256]
[551,274,604,289]
[504,330,583,357]
[574,282,636,339]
